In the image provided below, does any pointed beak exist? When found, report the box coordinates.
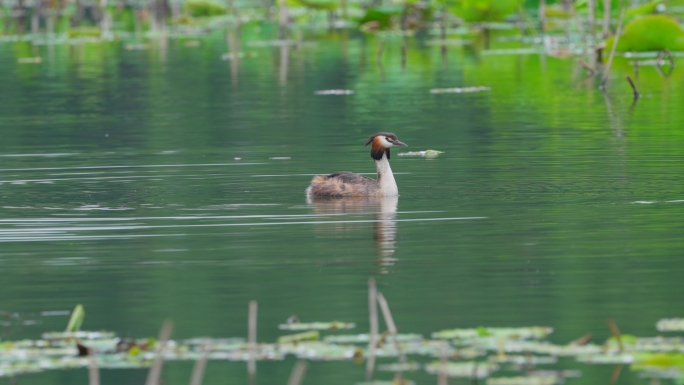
[394,140,407,147]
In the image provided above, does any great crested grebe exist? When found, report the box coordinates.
[306,132,407,197]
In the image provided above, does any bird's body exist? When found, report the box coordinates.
[306,132,407,197]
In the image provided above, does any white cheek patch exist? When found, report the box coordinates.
[379,137,393,148]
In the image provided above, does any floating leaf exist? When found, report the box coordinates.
[398,150,444,158]
[324,333,423,344]
[432,326,553,340]
[657,318,684,331]
[314,89,354,95]
[278,331,320,344]
[430,86,492,94]
[488,354,558,365]
[377,361,421,371]
[278,321,356,331]
[425,361,499,378]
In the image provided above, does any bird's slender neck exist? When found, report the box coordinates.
[374,152,398,195]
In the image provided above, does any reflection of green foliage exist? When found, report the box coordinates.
[605,15,684,52]
[184,0,226,17]
[293,0,338,11]
[113,7,137,31]
[359,6,403,29]
[68,26,102,38]
[448,0,524,22]
[625,1,664,18]
[544,5,572,19]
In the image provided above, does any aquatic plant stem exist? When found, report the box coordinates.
[145,321,173,385]
[376,38,385,63]
[440,5,447,59]
[600,2,626,89]
[602,0,611,38]
[88,347,99,385]
[286,360,308,385]
[365,277,378,381]
[610,364,623,385]
[625,76,639,101]
[576,58,595,76]
[188,341,209,385]
[539,0,545,33]
[248,301,258,385]
[588,0,596,42]
[278,0,289,39]
[607,319,623,352]
[438,349,448,385]
[377,292,406,382]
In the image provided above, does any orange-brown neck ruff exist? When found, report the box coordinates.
[369,137,389,160]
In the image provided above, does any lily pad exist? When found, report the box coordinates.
[278,321,356,331]
[656,318,684,331]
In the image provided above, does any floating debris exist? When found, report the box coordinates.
[314,89,354,95]
[278,321,355,331]
[425,39,471,46]
[430,86,491,94]
[3,302,684,382]
[324,333,422,344]
[657,318,684,331]
[221,52,258,60]
[481,48,541,55]
[488,354,558,365]
[17,57,42,64]
[576,353,634,364]
[269,157,291,161]
[397,150,443,158]
[432,326,553,340]
[487,374,565,385]
[425,361,499,378]
[377,361,421,372]
[183,40,201,47]
[247,40,317,48]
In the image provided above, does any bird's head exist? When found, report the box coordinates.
[365,132,407,160]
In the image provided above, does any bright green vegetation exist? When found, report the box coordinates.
[183,0,227,18]
[448,0,525,22]
[605,15,684,52]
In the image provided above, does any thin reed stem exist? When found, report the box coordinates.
[601,2,626,89]
[286,360,308,385]
[145,321,173,385]
[188,341,209,385]
[365,277,378,382]
[248,301,258,385]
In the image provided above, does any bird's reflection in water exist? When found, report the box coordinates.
[307,196,398,272]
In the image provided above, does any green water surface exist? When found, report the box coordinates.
[1,26,683,384]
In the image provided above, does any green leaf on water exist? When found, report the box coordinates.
[278,330,320,344]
